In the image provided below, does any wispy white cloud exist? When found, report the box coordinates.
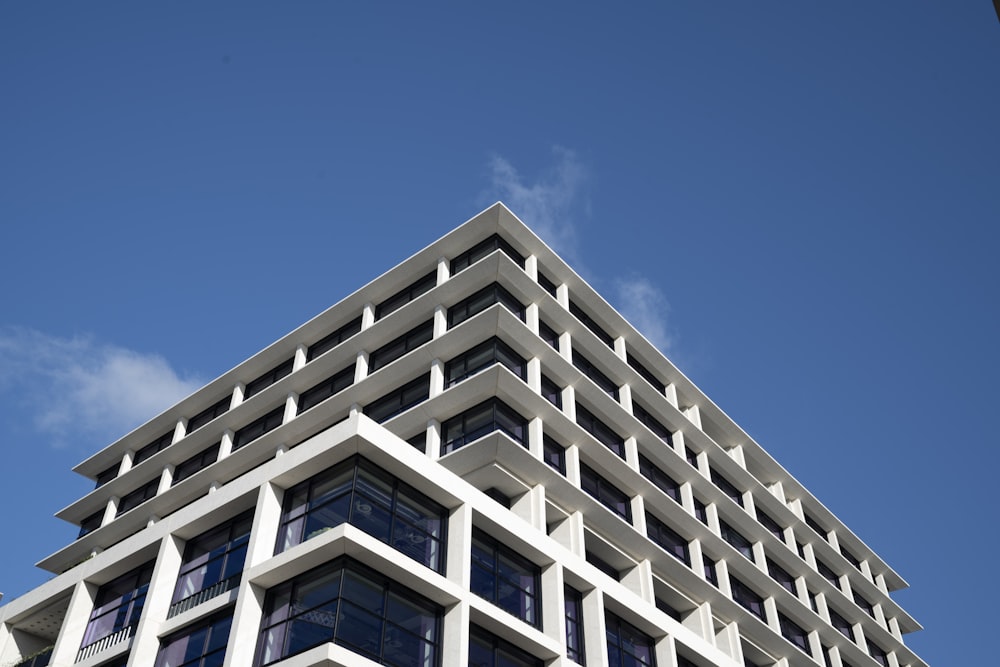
[612,275,674,353]
[487,147,588,263]
[0,328,203,448]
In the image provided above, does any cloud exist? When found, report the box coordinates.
[0,328,203,448]
[487,147,588,262]
[612,276,674,353]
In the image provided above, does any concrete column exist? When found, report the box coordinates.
[525,302,540,335]
[231,382,246,409]
[524,254,538,282]
[727,444,746,468]
[715,559,732,598]
[763,597,781,636]
[293,343,308,372]
[622,559,654,603]
[581,586,606,666]
[445,503,473,589]
[654,636,678,667]
[624,436,639,470]
[101,497,117,529]
[426,419,442,460]
[556,283,569,310]
[619,382,633,414]
[679,481,695,515]
[430,359,445,398]
[512,484,546,532]
[664,383,679,409]
[120,450,136,475]
[684,404,702,430]
[282,392,298,425]
[888,615,902,641]
[672,429,687,464]
[157,466,173,496]
[688,539,705,582]
[715,620,742,663]
[613,335,627,361]
[246,482,284,568]
[550,511,585,557]
[630,494,646,535]
[361,302,376,331]
[433,304,448,339]
[436,257,450,285]
[565,445,581,486]
[767,480,787,504]
[218,430,235,461]
[527,357,541,394]
[875,573,889,595]
[685,602,714,644]
[541,563,563,653]
[806,629,823,664]
[48,580,97,666]
[355,351,369,383]
[563,385,576,421]
[441,601,470,667]
[221,583,265,667]
[558,331,572,361]
[130,536,184,666]
[751,541,768,574]
[528,417,544,460]
[171,418,186,444]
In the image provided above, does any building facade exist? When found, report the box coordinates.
[0,204,927,667]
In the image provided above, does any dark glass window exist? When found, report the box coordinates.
[626,352,665,393]
[720,520,754,561]
[868,641,889,666]
[306,316,363,362]
[710,469,744,508]
[169,511,253,618]
[575,403,625,458]
[768,558,797,595]
[572,350,619,400]
[778,612,812,656]
[817,559,840,587]
[840,546,862,570]
[808,590,818,612]
[638,455,681,503]
[580,463,631,523]
[730,576,766,621]
[245,358,294,399]
[565,586,585,665]
[441,399,527,454]
[796,541,807,559]
[469,626,541,667]
[298,364,355,414]
[569,300,615,348]
[805,513,827,540]
[172,443,220,486]
[655,597,681,621]
[233,407,284,450]
[116,478,159,517]
[186,396,230,434]
[368,320,434,373]
[375,271,437,320]
[276,457,446,572]
[483,487,511,508]
[703,556,718,586]
[829,608,855,641]
[693,497,708,524]
[537,271,558,297]
[632,402,673,444]
[853,590,874,617]
[605,612,655,667]
[538,320,559,349]
[155,610,232,667]
[756,508,784,541]
[80,562,154,654]
[586,551,620,581]
[78,510,104,539]
[677,657,698,667]
[471,529,540,626]
[13,646,52,667]
[543,435,566,474]
[822,645,833,667]
[447,283,525,328]
[364,374,430,424]
[256,558,442,667]
[406,431,427,453]
[685,446,699,468]
[444,338,525,387]
[645,512,690,565]
[450,234,526,274]
[540,373,562,408]
[95,463,119,489]
[133,430,174,466]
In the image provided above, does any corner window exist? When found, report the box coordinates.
[447,283,525,328]
[470,529,540,626]
[605,612,655,667]
[444,338,526,387]
[169,511,253,618]
[450,234,526,274]
[441,399,527,454]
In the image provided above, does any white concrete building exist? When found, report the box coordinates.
[0,204,927,667]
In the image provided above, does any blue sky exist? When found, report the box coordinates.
[1,3,997,665]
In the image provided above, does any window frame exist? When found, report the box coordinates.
[470,528,541,627]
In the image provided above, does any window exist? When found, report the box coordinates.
[632,402,673,444]
[655,597,681,621]
[448,283,525,328]
[626,352,665,393]
[840,546,862,570]
[133,430,174,466]
[575,403,625,458]
[12,646,53,667]
[169,511,253,618]
[364,374,430,423]
[605,612,655,667]
[537,270,558,297]
[564,586,585,664]
[853,590,874,617]
[368,320,433,373]
[580,463,631,523]
[587,551,620,580]
[375,271,436,320]
[677,657,699,667]
[540,373,562,408]
[703,556,718,586]
[155,611,232,667]
[444,338,525,387]
[768,558,797,595]
[245,357,295,399]
[441,398,527,454]
[538,319,559,349]
[306,316,363,362]
[868,641,889,666]
[796,541,807,559]
[172,443,220,486]
[808,590,818,612]
[78,510,103,539]
[569,300,615,348]
[406,431,427,453]
[693,498,708,524]
[730,576,766,621]
[543,435,566,474]
[451,234,526,274]
[483,487,511,508]
[469,626,541,667]
[95,463,119,489]
[646,512,690,565]
[116,478,159,517]
[298,364,355,414]
[720,520,754,561]
[638,455,681,503]
[756,508,784,541]
[804,513,827,540]
[817,559,840,588]
[684,446,699,468]
[471,528,540,626]
[778,612,812,656]
[232,407,284,450]
[256,558,442,667]
[80,562,154,657]
[572,350,619,400]
[186,396,230,434]
[710,468,744,508]
[276,457,446,571]
[829,607,855,641]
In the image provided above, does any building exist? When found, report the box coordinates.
[0,203,927,667]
